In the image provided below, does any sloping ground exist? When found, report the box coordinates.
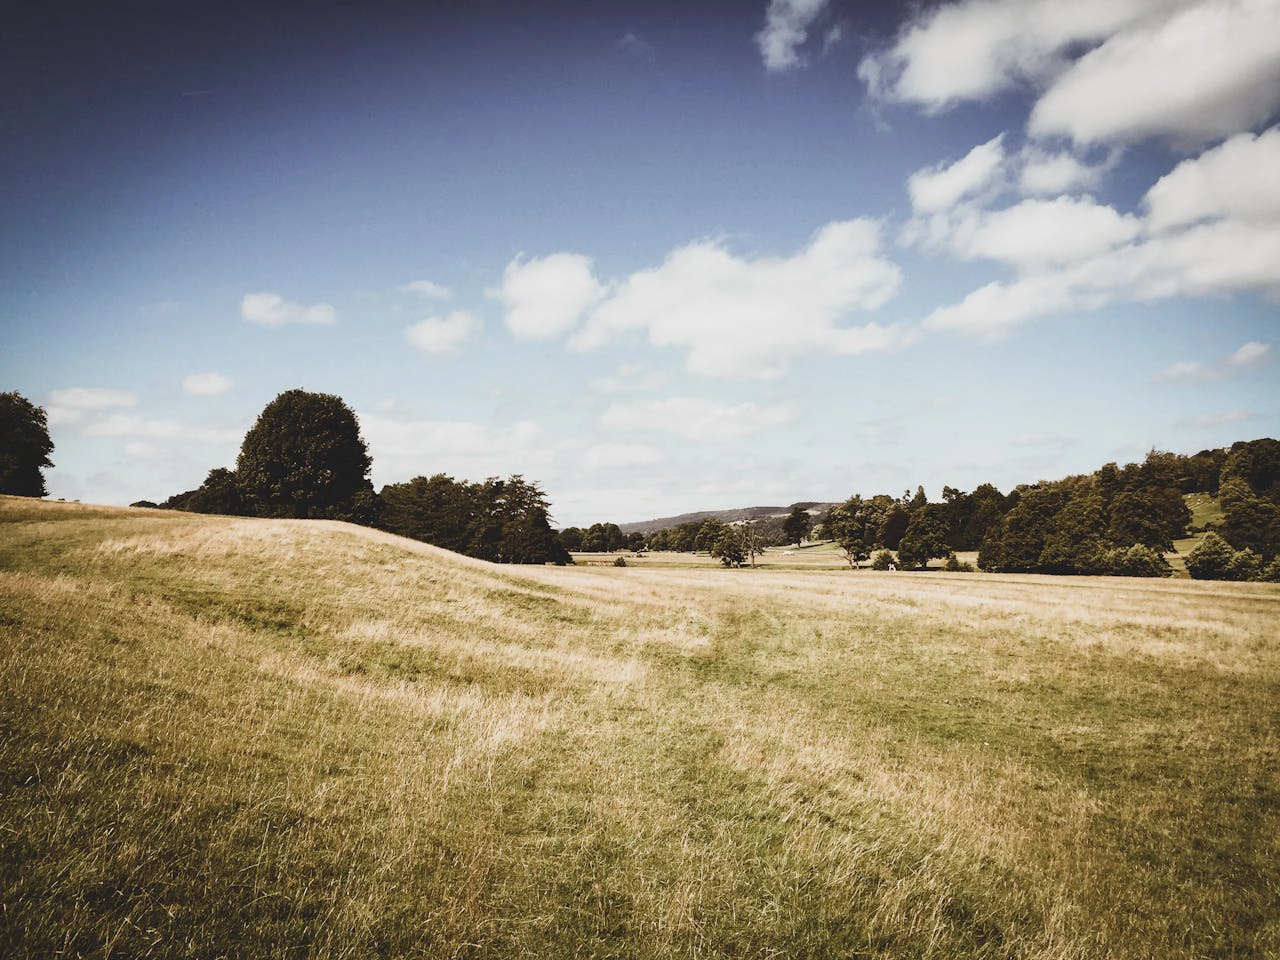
[1,496,1278,959]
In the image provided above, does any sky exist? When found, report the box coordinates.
[3,0,1278,527]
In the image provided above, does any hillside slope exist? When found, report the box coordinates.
[2,497,1278,959]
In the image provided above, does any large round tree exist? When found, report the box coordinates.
[236,389,373,519]
[0,391,54,497]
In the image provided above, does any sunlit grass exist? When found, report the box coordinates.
[2,496,1277,958]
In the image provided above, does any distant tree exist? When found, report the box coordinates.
[558,527,585,552]
[782,506,813,546]
[897,503,951,570]
[1107,486,1189,551]
[1038,487,1107,574]
[1222,438,1280,502]
[877,501,911,550]
[1096,544,1172,578]
[825,497,872,569]
[870,550,896,570]
[1186,531,1260,581]
[711,531,745,567]
[185,467,248,516]
[979,483,1068,573]
[626,531,647,552]
[236,389,373,519]
[1218,477,1280,560]
[380,474,474,553]
[694,518,728,553]
[737,519,764,568]
[0,391,54,497]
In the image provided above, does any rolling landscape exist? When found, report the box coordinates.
[3,494,1278,958]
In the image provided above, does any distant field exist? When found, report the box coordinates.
[2,497,1278,959]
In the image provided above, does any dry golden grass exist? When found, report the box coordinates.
[2,496,1277,959]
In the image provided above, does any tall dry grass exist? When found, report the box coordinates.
[1,495,1277,958]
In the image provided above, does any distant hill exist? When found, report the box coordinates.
[618,502,836,535]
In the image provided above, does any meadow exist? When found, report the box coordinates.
[1,496,1277,959]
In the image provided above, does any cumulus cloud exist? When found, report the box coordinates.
[600,397,794,441]
[182,372,234,396]
[46,387,139,425]
[404,311,481,355]
[360,412,552,483]
[589,363,668,395]
[495,253,605,340]
[240,292,336,327]
[906,134,1007,214]
[1145,127,1280,233]
[572,219,907,379]
[1029,0,1280,146]
[862,0,1280,149]
[957,196,1142,266]
[1157,341,1272,382]
[1018,147,1112,195]
[83,414,240,444]
[400,279,452,299]
[757,0,834,71]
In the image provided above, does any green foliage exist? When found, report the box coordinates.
[612,555,628,568]
[710,531,745,567]
[183,467,248,517]
[380,474,568,565]
[943,555,975,572]
[824,497,872,568]
[1095,544,1173,578]
[0,391,54,497]
[1218,476,1280,561]
[870,549,896,570]
[897,503,951,570]
[235,390,373,519]
[1185,532,1263,581]
[782,505,812,546]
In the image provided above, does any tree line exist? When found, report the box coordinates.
[4,387,1278,579]
[568,442,1280,581]
[153,389,569,565]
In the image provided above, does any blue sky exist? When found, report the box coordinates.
[3,0,1278,526]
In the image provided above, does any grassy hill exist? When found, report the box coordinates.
[2,496,1278,959]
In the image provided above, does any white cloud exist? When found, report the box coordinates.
[240,292,336,327]
[572,219,908,379]
[1029,0,1280,146]
[1145,127,1280,233]
[859,0,1170,110]
[182,372,234,396]
[400,279,452,299]
[360,412,553,484]
[579,442,664,472]
[46,387,139,425]
[906,134,1006,213]
[600,397,794,441]
[862,0,1280,149]
[958,196,1142,266]
[1178,409,1260,428]
[83,414,240,445]
[757,0,833,71]
[1018,147,1111,195]
[404,311,481,355]
[495,253,605,340]
[1157,341,1272,382]
[589,363,668,395]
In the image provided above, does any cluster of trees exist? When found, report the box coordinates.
[557,523,645,554]
[161,390,568,565]
[1183,441,1280,581]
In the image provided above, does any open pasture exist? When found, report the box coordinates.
[1,497,1277,958]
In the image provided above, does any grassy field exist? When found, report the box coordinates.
[2,496,1278,959]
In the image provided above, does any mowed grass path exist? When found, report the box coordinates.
[1,497,1277,959]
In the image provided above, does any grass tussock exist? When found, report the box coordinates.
[1,495,1278,959]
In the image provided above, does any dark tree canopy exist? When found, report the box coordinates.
[236,389,373,519]
[0,391,54,497]
[379,474,569,565]
[782,506,813,546]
